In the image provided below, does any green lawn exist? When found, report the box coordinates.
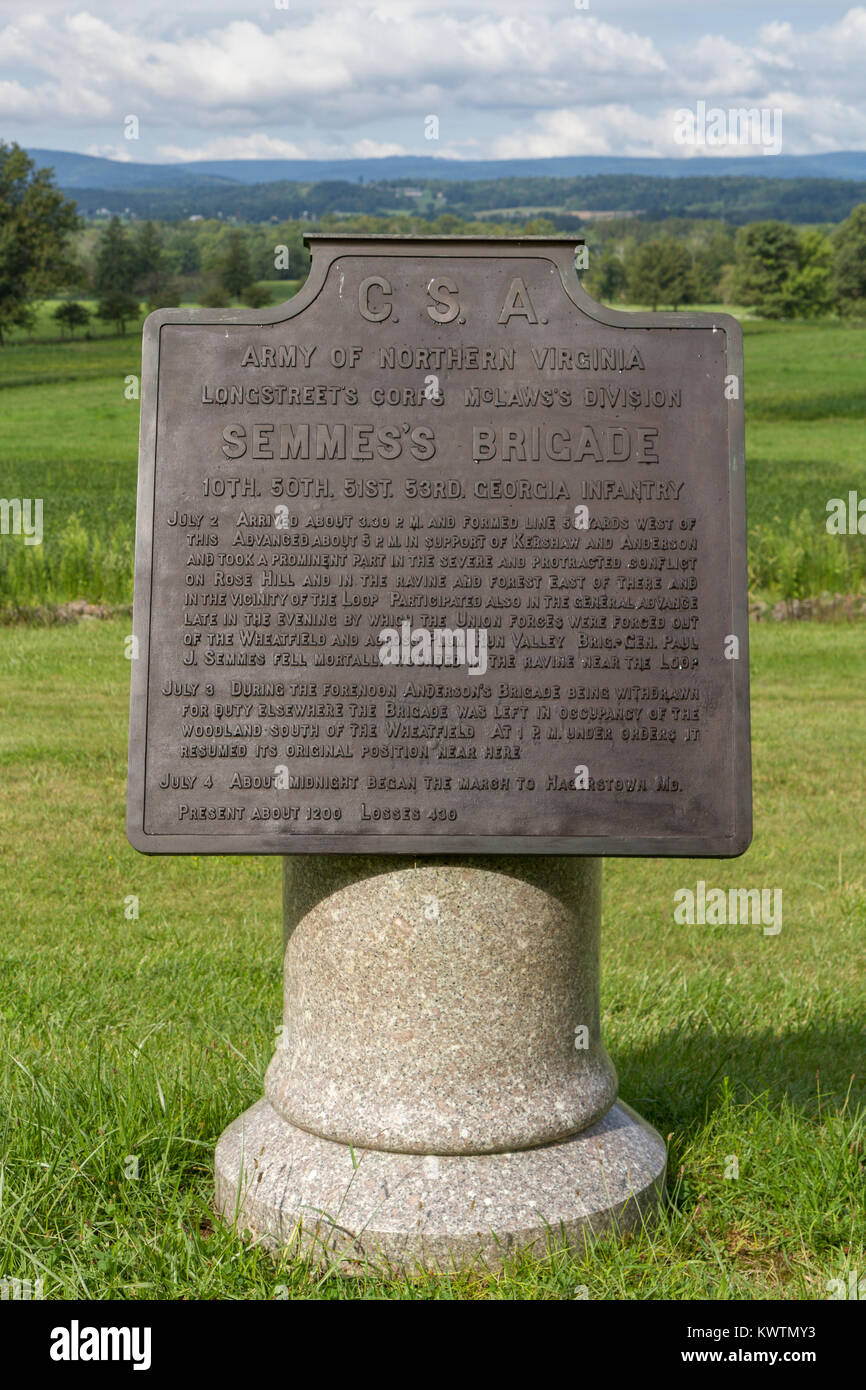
[0,619,862,1298]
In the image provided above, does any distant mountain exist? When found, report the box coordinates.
[23,147,866,227]
[26,148,866,190]
[24,149,234,190]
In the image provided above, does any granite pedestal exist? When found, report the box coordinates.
[215,856,666,1272]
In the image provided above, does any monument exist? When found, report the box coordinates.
[128,236,750,1269]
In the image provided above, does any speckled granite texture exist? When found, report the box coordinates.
[268,858,616,1154]
[215,857,666,1270]
[215,1096,666,1272]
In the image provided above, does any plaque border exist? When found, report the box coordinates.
[127,237,751,857]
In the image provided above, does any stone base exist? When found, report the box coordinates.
[215,1098,666,1274]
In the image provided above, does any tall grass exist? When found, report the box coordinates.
[0,513,133,613]
[2,508,862,615]
[749,509,866,600]
[1,316,865,612]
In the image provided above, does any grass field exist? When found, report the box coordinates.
[0,285,864,1299]
[0,618,863,1299]
[1,288,305,347]
[2,305,865,610]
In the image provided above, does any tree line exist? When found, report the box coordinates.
[70,171,866,227]
[3,142,866,342]
[61,204,866,326]
[65,215,301,334]
[581,214,866,316]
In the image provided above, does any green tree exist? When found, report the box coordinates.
[133,220,181,310]
[220,230,252,298]
[199,284,230,307]
[133,221,164,292]
[832,203,866,314]
[735,224,832,319]
[626,237,694,310]
[778,230,834,319]
[692,225,736,301]
[0,142,79,343]
[585,251,627,303]
[164,225,203,275]
[732,221,799,315]
[241,283,272,308]
[521,216,558,236]
[53,301,91,337]
[97,290,140,335]
[93,216,138,296]
[626,243,662,309]
[134,220,162,275]
[146,286,181,312]
[93,219,140,333]
[660,238,696,310]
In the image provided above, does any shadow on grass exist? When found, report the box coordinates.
[615,1020,862,1136]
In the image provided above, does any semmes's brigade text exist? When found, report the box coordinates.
[129,243,748,853]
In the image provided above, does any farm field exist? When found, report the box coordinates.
[2,309,865,610]
[0,618,863,1298]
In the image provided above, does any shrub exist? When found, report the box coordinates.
[240,283,272,309]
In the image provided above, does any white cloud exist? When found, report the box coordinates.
[0,3,864,159]
[85,143,132,161]
[0,8,670,128]
[350,138,410,159]
[492,106,672,160]
[0,78,40,118]
[157,133,410,161]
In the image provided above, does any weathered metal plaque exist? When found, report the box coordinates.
[128,236,750,855]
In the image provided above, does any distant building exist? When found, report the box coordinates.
[573,209,640,221]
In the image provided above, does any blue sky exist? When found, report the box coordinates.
[1,1,864,163]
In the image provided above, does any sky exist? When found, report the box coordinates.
[1,0,865,164]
